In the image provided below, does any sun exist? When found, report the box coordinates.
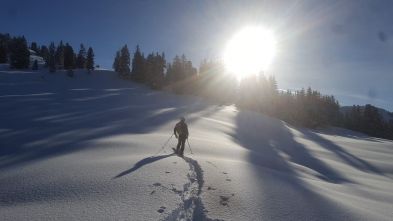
[223,27,277,77]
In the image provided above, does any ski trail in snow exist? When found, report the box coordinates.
[164,157,222,221]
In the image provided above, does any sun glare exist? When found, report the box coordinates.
[223,27,276,77]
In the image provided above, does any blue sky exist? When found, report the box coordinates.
[1,0,392,111]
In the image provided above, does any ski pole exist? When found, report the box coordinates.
[154,134,174,156]
[187,139,193,154]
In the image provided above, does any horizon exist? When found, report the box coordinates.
[1,0,392,111]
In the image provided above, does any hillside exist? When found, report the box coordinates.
[341,106,393,123]
[1,69,392,221]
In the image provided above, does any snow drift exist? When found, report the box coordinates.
[0,69,392,220]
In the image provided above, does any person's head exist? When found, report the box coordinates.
[180,117,185,123]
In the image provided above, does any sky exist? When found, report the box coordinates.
[1,0,392,111]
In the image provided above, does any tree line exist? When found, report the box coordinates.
[0,33,95,73]
[113,44,195,90]
[343,105,393,139]
[113,44,393,140]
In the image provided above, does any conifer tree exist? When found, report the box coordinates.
[48,42,56,72]
[76,44,86,69]
[113,51,120,73]
[30,42,38,53]
[166,63,173,83]
[55,41,64,68]
[86,47,94,72]
[363,104,384,136]
[118,45,130,76]
[63,43,75,70]
[145,52,166,88]
[73,53,77,69]
[197,59,233,102]
[0,45,6,63]
[0,33,10,63]
[40,45,49,66]
[131,45,146,82]
[9,36,30,69]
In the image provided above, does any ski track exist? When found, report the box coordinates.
[163,156,223,221]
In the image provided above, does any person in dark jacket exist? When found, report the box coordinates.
[174,117,189,156]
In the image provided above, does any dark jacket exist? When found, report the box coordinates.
[174,121,188,138]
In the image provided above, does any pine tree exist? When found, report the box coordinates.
[86,47,94,72]
[166,63,173,83]
[113,51,120,73]
[171,55,182,81]
[0,45,6,63]
[55,41,64,68]
[30,42,38,53]
[197,59,233,102]
[63,43,75,70]
[76,44,86,69]
[145,52,166,89]
[73,52,77,69]
[363,104,384,136]
[131,45,146,82]
[118,45,130,76]
[9,36,30,69]
[165,54,197,93]
[155,52,166,88]
[0,33,10,63]
[40,45,49,66]
[48,42,56,72]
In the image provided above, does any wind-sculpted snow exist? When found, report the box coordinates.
[1,70,392,220]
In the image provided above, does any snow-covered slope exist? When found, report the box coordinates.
[1,69,392,221]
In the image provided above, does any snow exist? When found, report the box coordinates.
[1,69,392,220]
[29,49,45,67]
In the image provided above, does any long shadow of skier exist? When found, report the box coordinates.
[113,153,175,179]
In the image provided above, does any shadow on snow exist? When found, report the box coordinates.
[0,71,215,170]
[228,109,385,220]
[113,153,175,179]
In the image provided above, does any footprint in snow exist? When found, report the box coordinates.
[219,194,235,206]
[157,206,166,213]
[220,196,230,206]
[171,187,182,195]
[207,186,216,191]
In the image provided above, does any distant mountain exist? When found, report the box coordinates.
[341,105,393,122]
